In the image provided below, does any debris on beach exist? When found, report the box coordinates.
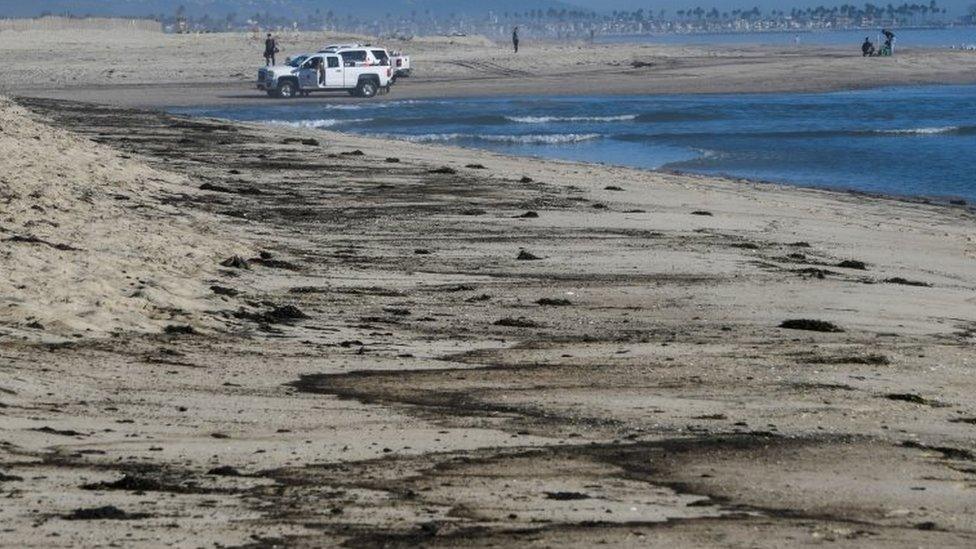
[211,285,240,297]
[164,325,198,336]
[536,298,572,306]
[63,506,145,521]
[779,319,844,332]
[494,317,541,328]
[220,255,250,269]
[466,163,487,169]
[429,166,457,174]
[281,137,319,146]
[886,393,944,407]
[545,491,590,500]
[234,305,309,325]
[885,277,931,287]
[515,211,539,218]
[517,250,542,261]
[691,210,713,216]
[837,260,868,270]
[804,353,889,365]
[207,466,243,477]
[792,268,837,279]
[82,475,166,492]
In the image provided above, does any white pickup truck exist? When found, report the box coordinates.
[257,46,394,99]
[391,50,411,78]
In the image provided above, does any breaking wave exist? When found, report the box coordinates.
[506,114,638,123]
[268,118,372,128]
[873,126,964,135]
[376,133,602,145]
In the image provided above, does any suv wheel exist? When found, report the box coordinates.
[276,80,298,98]
[358,80,378,98]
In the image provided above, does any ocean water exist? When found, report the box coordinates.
[595,27,976,48]
[179,85,976,201]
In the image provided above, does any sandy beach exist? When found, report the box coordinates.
[6,29,976,107]
[1,28,976,547]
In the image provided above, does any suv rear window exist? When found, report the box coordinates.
[371,50,390,65]
[340,51,368,66]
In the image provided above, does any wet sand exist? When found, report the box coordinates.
[1,93,975,547]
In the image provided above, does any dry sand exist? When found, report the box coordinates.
[1,28,976,548]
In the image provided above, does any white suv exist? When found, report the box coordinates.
[257,46,394,99]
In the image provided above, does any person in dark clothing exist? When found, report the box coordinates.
[512,27,519,53]
[264,34,279,66]
[862,37,875,56]
[881,29,895,55]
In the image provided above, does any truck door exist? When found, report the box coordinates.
[324,56,343,88]
[340,50,368,88]
[298,57,320,89]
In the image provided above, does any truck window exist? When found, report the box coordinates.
[371,50,390,65]
[340,50,367,66]
[327,56,340,68]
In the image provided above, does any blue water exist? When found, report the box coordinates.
[179,85,976,201]
[596,28,976,48]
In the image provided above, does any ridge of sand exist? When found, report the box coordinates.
[0,97,247,340]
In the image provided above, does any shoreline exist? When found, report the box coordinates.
[178,86,975,208]
[18,68,976,109]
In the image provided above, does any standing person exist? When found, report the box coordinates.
[882,29,895,56]
[264,33,279,66]
[316,57,326,86]
[512,26,520,54]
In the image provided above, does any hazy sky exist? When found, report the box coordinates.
[569,0,971,14]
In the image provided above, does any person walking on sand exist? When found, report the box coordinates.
[264,33,279,66]
[512,26,520,54]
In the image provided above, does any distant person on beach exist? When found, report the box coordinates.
[512,27,520,53]
[315,57,325,86]
[862,37,875,56]
[882,29,895,55]
[264,33,279,66]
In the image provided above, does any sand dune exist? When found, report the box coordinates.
[0,97,247,340]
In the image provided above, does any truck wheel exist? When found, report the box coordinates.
[358,80,378,98]
[276,80,298,98]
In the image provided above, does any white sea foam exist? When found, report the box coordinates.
[876,126,958,135]
[506,115,638,124]
[268,118,372,128]
[382,133,602,145]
